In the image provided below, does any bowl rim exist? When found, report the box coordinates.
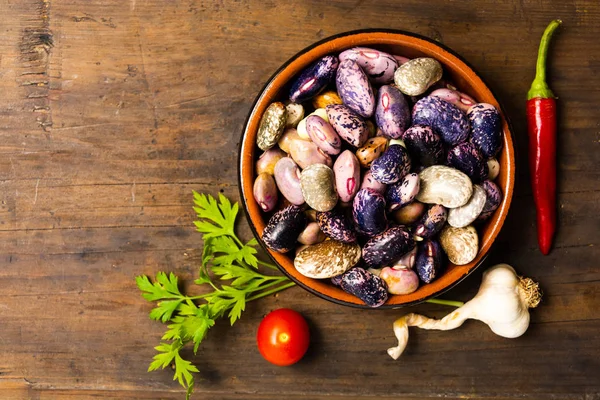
[237,28,515,309]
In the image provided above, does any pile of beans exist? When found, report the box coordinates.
[253,47,504,307]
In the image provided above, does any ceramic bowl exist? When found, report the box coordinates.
[238,29,515,308]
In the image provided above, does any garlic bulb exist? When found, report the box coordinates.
[388,264,542,360]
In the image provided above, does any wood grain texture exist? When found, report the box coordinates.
[0,0,598,399]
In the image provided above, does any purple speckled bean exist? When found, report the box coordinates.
[333,150,360,202]
[362,226,415,268]
[256,147,287,175]
[360,170,387,194]
[339,47,399,84]
[380,267,419,295]
[305,115,342,156]
[430,88,476,113]
[447,142,489,183]
[412,96,470,146]
[340,267,388,308]
[375,85,411,139]
[414,204,448,239]
[325,104,369,147]
[370,144,411,184]
[477,180,503,222]
[262,205,307,253]
[289,138,332,169]
[289,55,339,103]
[402,124,445,167]
[331,273,343,286]
[336,59,375,118]
[468,103,503,158]
[386,172,420,211]
[316,207,356,243]
[273,157,304,205]
[415,239,446,283]
[253,173,278,212]
[352,188,387,237]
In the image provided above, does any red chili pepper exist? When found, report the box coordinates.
[527,19,562,255]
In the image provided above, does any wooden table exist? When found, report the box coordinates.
[1,0,598,399]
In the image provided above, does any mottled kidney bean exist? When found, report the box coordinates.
[414,204,448,239]
[391,201,426,225]
[430,87,476,113]
[297,221,326,245]
[394,58,443,96]
[253,173,278,212]
[380,267,419,295]
[356,136,388,168]
[477,180,503,222]
[370,144,411,184]
[305,115,342,156]
[312,90,343,109]
[300,164,338,212]
[256,147,286,175]
[262,205,307,253]
[487,158,500,180]
[362,226,415,268]
[415,239,445,283]
[297,108,329,140]
[277,128,301,154]
[340,267,388,308]
[416,165,473,208]
[289,138,332,169]
[336,59,375,118]
[326,104,369,147]
[360,170,387,194]
[339,47,399,84]
[317,207,356,243]
[352,188,387,237]
[447,184,487,228]
[273,157,304,205]
[289,55,339,103]
[386,172,420,211]
[402,124,445,167]
[285,103,305,128]
[257,102,288,151]
[468,103,503,158]
[375,85,410,139]
[447,142,489,183]
[412,96,470,146]
[333,150,360,202]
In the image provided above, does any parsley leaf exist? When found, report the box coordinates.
[137,192,295,399]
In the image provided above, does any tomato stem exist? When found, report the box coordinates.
[527,19,562,100]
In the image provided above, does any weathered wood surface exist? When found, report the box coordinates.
[0,0,598,399]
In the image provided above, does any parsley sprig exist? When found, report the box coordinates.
[136,192,294,399]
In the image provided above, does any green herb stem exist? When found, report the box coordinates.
[257,260,279,271]
[425,298,465,308]
[246,282,296,302]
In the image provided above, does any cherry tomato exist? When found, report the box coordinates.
[256,308,310,366]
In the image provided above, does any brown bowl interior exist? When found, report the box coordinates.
[239,30,515,308]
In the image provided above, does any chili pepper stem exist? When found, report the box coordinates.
[527,19,562,100]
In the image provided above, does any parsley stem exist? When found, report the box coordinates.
[257,260,279,271]
[246,282,296,302]
[250,278,290,293]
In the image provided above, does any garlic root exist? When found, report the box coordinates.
[388,264,543,360]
